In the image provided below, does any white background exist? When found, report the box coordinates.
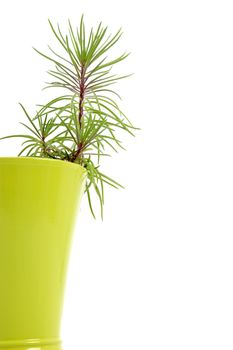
[0,0,233,349]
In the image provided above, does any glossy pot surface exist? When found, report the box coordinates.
[0,157,86,350]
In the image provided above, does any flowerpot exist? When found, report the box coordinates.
[0,157,86,350]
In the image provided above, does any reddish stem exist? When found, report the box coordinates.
[78,65,85,127]
[72,65,86,162]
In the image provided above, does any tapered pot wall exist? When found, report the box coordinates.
[0,157,86,350]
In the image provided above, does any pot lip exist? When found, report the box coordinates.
[0,156,86,173]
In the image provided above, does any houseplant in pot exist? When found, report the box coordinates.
[0,16,136,350]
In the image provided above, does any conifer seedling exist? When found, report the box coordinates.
[0,16,137,218]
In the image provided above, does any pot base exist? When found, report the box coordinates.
[0,338,62,350]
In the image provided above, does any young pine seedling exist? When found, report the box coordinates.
[0,15,137,218]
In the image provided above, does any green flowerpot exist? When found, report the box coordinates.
[0,157,86,350]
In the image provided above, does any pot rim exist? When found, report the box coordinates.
[0,156,86,173]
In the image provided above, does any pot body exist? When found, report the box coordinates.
[0,157,86,350]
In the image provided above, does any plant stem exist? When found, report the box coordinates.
[78,65,85,128]
[72,64,86,163]
[41,136,47,158]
